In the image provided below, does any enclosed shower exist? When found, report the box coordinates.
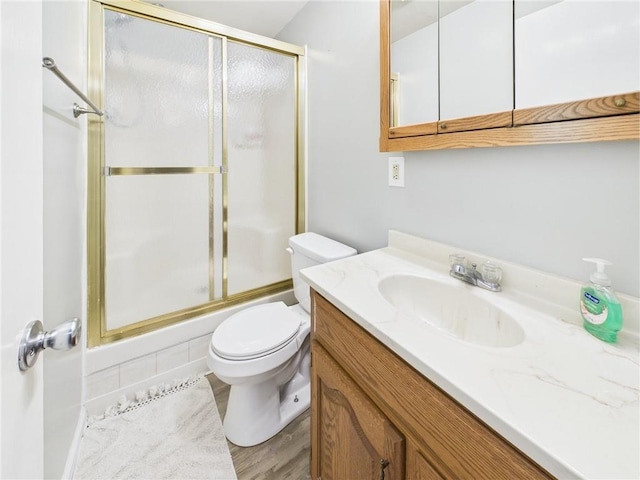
[87,2,305,346]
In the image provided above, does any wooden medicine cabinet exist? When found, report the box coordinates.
[380,0,640,152]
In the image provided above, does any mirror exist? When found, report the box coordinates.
[381,0,640,152]
[389,0,513,129]
[438,0,513,120]
[515,0,640,109]
[390,0,439,127]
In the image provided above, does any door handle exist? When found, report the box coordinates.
[18,318,81,371]
[379,458,390,480]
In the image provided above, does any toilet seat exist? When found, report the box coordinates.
[212,302,301,360]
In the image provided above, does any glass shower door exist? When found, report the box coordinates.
[91,6,302,344]
[226,41,297,295]
[103,11,223,331]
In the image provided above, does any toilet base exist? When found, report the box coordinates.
[222,370,310,447]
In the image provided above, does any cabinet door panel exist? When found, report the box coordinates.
[312,342,405,480]
[439,0,513,120]
[390,0,439,126]
[515,0,640,109]
[407,443,445,480]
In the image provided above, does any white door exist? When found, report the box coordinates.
[0,1,45,478]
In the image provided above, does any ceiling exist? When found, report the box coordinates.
[149,0,309,38]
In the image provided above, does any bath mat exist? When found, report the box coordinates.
[74,377,237,480]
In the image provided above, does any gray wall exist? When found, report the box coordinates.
[278,0,640,297]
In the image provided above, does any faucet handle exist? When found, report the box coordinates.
[449,253,466,268]
[481,262,502,285]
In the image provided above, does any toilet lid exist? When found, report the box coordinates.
[211,302,301,360]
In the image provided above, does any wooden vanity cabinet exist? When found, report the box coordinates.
[313,343,405,480]
[406,441,445,480]
[310,290,553,480]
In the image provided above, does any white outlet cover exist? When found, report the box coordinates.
[388,156,405,187]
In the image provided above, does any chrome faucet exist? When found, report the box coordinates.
[449,254,502,292]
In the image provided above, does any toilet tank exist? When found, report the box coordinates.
[288,233,357,313]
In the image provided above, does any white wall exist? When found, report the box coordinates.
[42,1,86,477]
[277,0,640,297]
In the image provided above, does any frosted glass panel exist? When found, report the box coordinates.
[104,10,212,167]
[226,42,297,295]
[99,10,300,338]
[105,175,210,330]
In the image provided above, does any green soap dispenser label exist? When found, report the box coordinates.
[584,291,600,304]
[581,291,608,325]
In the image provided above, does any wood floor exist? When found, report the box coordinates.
[206,374,312,480]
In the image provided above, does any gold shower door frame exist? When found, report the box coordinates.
[87,0,306,347]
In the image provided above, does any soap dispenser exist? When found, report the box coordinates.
[580,258,623,343]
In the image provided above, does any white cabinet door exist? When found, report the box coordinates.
[0,1,45,478]
[439,0,514,120]
[515,0,640,108]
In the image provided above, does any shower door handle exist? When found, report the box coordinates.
[103,166,228,176]
[18,318,81,371]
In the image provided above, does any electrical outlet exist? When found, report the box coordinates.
[392,163,400,180]
[388,157,404,187]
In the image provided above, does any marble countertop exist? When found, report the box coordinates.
[300,231,639,479]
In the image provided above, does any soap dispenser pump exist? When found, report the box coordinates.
[580,258,623,343]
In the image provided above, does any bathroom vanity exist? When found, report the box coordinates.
[303,232,639,479]
[311,291,550,479]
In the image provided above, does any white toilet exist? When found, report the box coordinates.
[207,232,357,446]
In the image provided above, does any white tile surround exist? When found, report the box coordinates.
[301,231,639,479]
[85,290,295,416]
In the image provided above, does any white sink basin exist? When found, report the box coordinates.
[378,274,525,348]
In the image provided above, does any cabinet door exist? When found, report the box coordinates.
[311,342,405,480]
[390,0,439,127]
[515,0,639,109]
[438,0,513,126]
[406,442,445,480]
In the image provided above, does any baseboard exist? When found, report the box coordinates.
[62,406,87,479]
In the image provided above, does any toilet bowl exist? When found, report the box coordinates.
[207,232,356,447]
